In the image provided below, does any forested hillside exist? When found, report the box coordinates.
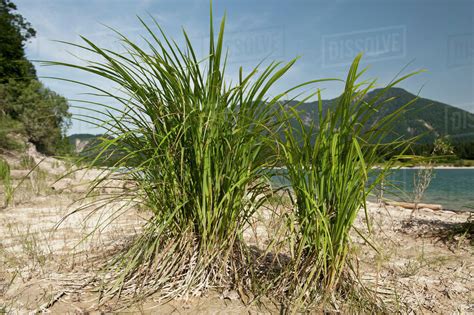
[0,0,71,155]
[68,88,474,160]
[286,88,474,158]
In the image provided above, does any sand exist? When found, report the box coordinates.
[0,153,472,314]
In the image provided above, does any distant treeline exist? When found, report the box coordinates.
[410,141,474,160]
[377,141,474,161]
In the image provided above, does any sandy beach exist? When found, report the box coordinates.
[0,153,472,313]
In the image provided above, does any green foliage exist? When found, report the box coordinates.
[277,55,419,308]
[0,157,12,207]
[48,4,422,309]
[0,79,71,154]
[452,142,474,159]
[452,159,474,167]
[409,141,474,160]
[47,4,423,311]
[286,87,474,154]
[0,115,24,150]
[0,0,36,82]
[0,1,71,155]
[49,9,320,301]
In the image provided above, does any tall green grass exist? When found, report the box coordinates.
[47,8,325,302]
[46,4,422,310]
[276,55,420,310]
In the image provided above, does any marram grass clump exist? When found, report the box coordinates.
[273,55,420,311]
[48,8,323,304]
[48,6,420,312]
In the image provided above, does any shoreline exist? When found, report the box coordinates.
[366,200,474,214]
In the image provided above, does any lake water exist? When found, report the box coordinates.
[270,168,474,211]
[377,168,474,211]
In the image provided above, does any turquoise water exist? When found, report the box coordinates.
[378,168,474,211]
[270,168,474,211]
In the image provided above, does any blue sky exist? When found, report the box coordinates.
[15,0,474,135]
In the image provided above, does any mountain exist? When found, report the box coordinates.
[289,87,474,144]
[67,88,474,159]
[67,133,101,153]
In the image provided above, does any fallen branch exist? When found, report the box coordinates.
[385,201,443,211]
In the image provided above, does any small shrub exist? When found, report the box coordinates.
[0,116,26,152]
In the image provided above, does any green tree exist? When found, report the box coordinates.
[0,0,72,155]
[0,0,36,82]
[0,79,71,154]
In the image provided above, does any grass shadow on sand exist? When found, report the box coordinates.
[400,216,473,248]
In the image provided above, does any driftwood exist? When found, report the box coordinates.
[385,201,443,211]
